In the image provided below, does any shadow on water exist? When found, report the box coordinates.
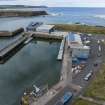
[0,42,25,64]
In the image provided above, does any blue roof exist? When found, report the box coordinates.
[62,92,72,103]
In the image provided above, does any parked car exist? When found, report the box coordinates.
[84,71,93,81]
[94,63,98,67]
[97,53,101,57]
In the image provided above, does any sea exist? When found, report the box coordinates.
[0,7,105,105]
[0,7,105,31]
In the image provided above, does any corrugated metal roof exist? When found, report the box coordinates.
[36,25,54,31]
[51,32,68,37]
[68,33,82,44]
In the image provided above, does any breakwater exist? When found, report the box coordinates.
[30,32,63,40]
[0,28,24,37]
[0,10,48,17]
[0,34,26,63]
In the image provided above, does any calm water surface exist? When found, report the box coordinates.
[0,40,61,105]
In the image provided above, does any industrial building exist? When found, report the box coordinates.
[36,24,55,33]
[68,33,90,60]
[68,33,82,45]
[26,22,43,31]
[26,22,55,33]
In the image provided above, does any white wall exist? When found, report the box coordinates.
[72,48,90,59]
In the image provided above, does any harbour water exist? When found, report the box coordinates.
[0,7,105,105]
[0,40,61,105]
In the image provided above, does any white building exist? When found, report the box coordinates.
[36,25,55,33]
[51,31,69,37]
[68,33,90,59]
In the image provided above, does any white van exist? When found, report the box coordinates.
[84,71,93,81]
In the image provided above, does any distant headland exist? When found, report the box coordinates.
[0,10,48,17]
[0,5,48,9]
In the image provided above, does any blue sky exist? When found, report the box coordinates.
[0,0,105,7]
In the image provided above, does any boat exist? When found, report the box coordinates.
[24,37,33,44]
[33,85,40,93]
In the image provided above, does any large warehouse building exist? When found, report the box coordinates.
[68,33,90,60]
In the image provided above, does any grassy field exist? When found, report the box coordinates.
[73,98,98,105]
[54,24,105,34]
[84,64,105,101]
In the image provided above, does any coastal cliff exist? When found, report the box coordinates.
[0,10,48,17]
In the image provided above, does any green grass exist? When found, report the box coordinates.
[73,98,98,105]
[84,64,105,101]
[54,24,105,35]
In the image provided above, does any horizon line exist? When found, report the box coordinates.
[0,5,105,8]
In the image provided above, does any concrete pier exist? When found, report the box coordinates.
[0,28,24,37]
[57,38,66,60]
[0,34,26,60]
[26,32,63,40]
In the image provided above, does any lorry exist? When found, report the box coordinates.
[55,92,73,105]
